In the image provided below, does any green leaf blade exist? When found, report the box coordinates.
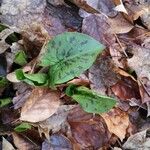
[14,123,31,132]
[66,86,116,114]
[38,32,105,86]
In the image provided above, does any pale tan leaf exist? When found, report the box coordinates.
[123,128,150,149]
[108,14,133,34]
[2,137,15,150]
[101,108,130,141]
[20,88,60,122]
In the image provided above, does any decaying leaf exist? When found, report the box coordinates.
[42,134,72,150]
[68,106,111,149]
[108,14,134,34]
[78,0,116,18]
[127,44,150,81]
[111,77,140,101]
[89,53,121,95]
[38,105,75,139]
[20,88,60,122]
[101,108,130,141]
[12,132,39,150]
[123,128,150,150]
[82,14,116,47]
[1,0,46,28]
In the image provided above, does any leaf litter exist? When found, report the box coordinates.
[0,0,150,149]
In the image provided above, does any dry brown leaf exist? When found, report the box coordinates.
[82,14,116,47]
[37,105,75,139]
[68,106,110,149]
[13,83,32,109]
[69,0,99,14]
[123,128,150,149]
[123,2,149,24]
[1,0,46,28]
[111,77,140,101]
[101,108,130,141]
[108,14,134,34]
[127,44,150,81]
[12,132,38,150]
[20,88,60,122]
[89,52,121,95]
[42,134,73,150]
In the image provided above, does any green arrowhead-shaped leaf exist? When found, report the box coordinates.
[66,85,116,113]
[39,32,105,87]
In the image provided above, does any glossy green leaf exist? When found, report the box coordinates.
[66,85,116,113]
[14,50,27,66]
[0,98,11,107]
[14,123,31,132]
[39,32,105,87]
[15,69,48,86]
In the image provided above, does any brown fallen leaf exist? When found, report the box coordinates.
[69,0,99,14]
[82,14,116,47]
[68,106,110,149]
[111,77,140,101]
[89,51,121,95]
[109,43,127,69]
[42,134,73,150]
[13,83,32,109]
[20,88,60,122]
[124,2,149,25]
[127,44,150,81]
[108,14,134,34]
[37,105,75,139]
[123,128,150,149]
[1,0,46,29]
[12,132,39,150]
[78,0,116,18]
[101,107,130,141]
[22,23,50,58]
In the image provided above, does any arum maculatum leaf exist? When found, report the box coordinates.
[15,69,48,86]
[66,85,116,113]
[39,32,105,87]
[14,50,27,66]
